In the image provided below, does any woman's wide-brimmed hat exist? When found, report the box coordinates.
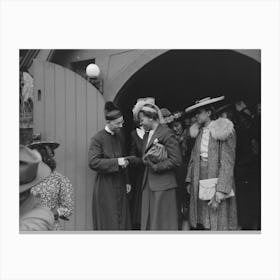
[27,141,60,151]
[185,96,225,114]
[20,145,51,193]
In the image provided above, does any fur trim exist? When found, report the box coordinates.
[189,118,234,140]
[209,118,234,140]
[189,123,200,138]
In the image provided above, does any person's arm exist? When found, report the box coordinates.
[216,133,236,194]
[127,135,143,165]
[88,136,123,173]
[56,175,74,219]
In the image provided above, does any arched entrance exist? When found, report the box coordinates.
[114,50,260,134]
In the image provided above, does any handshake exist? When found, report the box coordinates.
[117,157,129,168]
[118,156,138,168]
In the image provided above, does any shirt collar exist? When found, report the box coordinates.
[105,125,115,135]
[136,127,145,139]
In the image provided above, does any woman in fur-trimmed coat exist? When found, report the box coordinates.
[185,100,238,231]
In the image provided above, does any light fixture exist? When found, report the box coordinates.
[86,63,103,93]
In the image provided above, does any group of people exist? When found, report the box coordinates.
[89,96,260,231]
[19,94,260,231]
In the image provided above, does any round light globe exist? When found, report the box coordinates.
[86,64,100,78]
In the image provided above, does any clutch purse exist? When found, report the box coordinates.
[199,178,235,201]
[199,178,218,200]
[143,138,168,163]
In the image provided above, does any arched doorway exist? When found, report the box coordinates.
[114,50,260,136]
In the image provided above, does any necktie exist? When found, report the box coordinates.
[143,131,149,149]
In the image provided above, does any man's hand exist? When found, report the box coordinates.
[126,184,131,194]
[118,157,129,168]
[51,208,59,220]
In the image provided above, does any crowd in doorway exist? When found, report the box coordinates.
[88,96,261,231]
[19,95,260,231]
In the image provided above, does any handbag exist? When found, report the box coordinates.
[199,178,218,200]
[143,138,168,163]
[198,141,235,201]
[199,178,235,201]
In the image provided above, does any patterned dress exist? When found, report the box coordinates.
[31,171,74,230]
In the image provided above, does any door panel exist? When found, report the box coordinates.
[33,59,106,230]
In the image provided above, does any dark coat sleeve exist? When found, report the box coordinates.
[128,135,143,166]
[150,131,182,173]
[216,133,236,194]
[88,135,119,173]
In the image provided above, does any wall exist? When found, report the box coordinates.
[46,49,261,102]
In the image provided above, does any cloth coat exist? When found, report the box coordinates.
[141,124,182,230]
[186,118,238,230]
[88,129,131,230]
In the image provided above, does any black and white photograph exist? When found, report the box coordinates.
[19,49,261,232]
[1,1,280,280]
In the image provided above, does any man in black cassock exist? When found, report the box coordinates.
[88,102,131,230]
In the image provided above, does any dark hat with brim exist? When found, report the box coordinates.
[27,141,60,151]
[20,145,51,193]
[185,96,225,114]
[215,104,233,114]
[170,111,184,125]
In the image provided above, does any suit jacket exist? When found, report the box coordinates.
[142,124,182,191]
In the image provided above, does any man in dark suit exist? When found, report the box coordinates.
[137,103,182,230]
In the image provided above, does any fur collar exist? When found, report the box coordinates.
[189,118,234,141]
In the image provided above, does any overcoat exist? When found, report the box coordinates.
[88,129,131,230]
[141,124,182,230]
[186,118,238,230]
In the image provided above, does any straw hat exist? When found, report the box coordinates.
[185,96,225,114]
[20,145,51,193]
